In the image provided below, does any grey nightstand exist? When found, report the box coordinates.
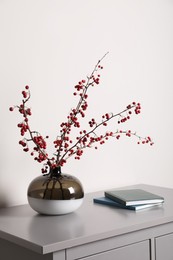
[0,184,173,260]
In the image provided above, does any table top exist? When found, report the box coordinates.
[0,184,173,254]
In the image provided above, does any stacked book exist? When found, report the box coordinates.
[93,189,164,211]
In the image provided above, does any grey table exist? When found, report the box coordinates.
[0,184,173,260]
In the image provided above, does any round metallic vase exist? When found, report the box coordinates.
[27,171,84,215]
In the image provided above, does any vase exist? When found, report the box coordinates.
[27,167,84,215]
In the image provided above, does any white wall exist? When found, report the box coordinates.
[0,0,173,207]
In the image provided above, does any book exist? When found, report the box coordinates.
[93,196,163,211]
[104,189,164,206]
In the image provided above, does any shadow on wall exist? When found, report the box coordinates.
[0,191,9,209]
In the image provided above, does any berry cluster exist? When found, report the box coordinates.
[9,86,52,173]
[10,53,153,174]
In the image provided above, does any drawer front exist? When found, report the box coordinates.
[156,233,173,260]
[80,240,150,260]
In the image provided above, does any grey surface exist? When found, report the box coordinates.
[155,233,173,260]
[78,240,150,260]
[0,184,172,255]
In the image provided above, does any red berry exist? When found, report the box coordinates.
[22,91,27,98]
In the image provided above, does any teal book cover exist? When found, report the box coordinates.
[93,197,163,211]
[104,189,164,206]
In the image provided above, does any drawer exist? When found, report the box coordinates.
[73,240,150,260]
[155,233,173,260]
